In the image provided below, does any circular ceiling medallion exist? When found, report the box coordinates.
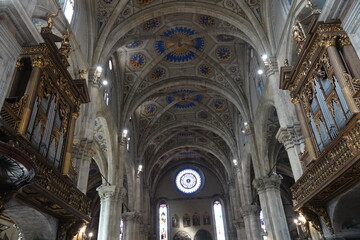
[198,15,215,27]
[198,64,213,77]
[175,168,203,194]
[143,18,160,31]
[151,67,166,80]
[155,27,205,62]
[130,53,146,68]
[216,46,232,61]
[144,104,156,115]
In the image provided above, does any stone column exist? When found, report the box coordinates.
[75,139,95,193]
[276,125,304,180]
[122,212,143,240]
[233,218,247,240]
[17,56,44,135]
[240,205,261,240]
[253,175,290,240]
[97,185,127,240]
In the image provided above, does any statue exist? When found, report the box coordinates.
[47,8,61,29]
[79,70,87,79]
[284,59,289,66]
[59,29,75,58]
[292,22,305,43]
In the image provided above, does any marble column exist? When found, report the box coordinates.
[75,139,95,193]
[122,212,143,240]
[276,125,304,180]
[240,205,261,240]
[97,185,127,240]
[253,175,291,240]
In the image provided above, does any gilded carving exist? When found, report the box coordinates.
[31,56,46,69]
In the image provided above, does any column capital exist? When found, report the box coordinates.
[276,124,304,150]
[122,211,143,223]
[264,57,279,77]
[253,175,281,193]
[239,204,260,217]
[233,218,245,229]
[97,185,116,200]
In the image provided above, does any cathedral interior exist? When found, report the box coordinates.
[0,0,360,239]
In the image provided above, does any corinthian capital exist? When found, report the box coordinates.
[239,204,260,217]
[276,124,304,150]
[122,212,143,223]
[253,175,281,193]
[97,185,116,200]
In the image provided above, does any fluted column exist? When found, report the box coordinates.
[122,212,143,240]
[276,125,304,180]
[240,205,261,240]
[340,36,360,79]
[253,175,290,240]
[97,186,127,240]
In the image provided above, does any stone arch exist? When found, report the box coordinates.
[194,229,212,240]
[253,100,276,176]
[93,2,270,65]
[123,76,251,125]
[148,143,230,187]
[331,185,360,237]
[93,116,115,181]
[3,201,57,240]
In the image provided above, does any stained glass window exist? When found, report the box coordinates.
[159,203,168,240]
[213,201,226,240]
[260,210,268,240]
[175,169,202,194]
[119,218,124,240]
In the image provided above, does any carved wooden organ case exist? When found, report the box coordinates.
[280,14,360,233]
[0,27,91,225]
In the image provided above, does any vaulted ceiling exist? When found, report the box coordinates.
[92,0,267,190]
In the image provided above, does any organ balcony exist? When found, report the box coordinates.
[0,26,91,221]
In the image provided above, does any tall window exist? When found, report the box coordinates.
[213,201,226,240]
[57,0,74,23]
[159,203,168,240]
[119,218,124,240]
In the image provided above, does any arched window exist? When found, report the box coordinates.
[159,203,168,240]
[213,200,226,240]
